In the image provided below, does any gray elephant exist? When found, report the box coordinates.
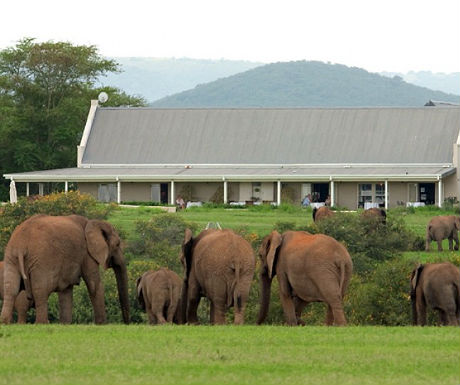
[257,230,352,326]
[180,228,255,325]
[136,268,182,324]
[0,261,32,323]
[1,214,129,324]
[410,262,460,326]
[425,215,460,251]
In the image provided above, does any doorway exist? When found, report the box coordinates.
[419,183,435,205]
[312,183,329,202]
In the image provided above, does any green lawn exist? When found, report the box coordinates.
[0,325,458,385]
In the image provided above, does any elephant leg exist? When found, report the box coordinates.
[437,240,443,252]
[1,269,21,324]
[146,308,156,325]
[326,305,334,326]
[211,301,227,325]
[233,279,251,325]
[278,275,297,326]
[416,300,427,326]
[152,303,166,325]
[58,287,73,324]
[167,302,178,323]
[14,292,30,324]
[453,232,459,251]
[448,237,453,251]
[82,260,106,324]
[294,297,307,326]
[186,280,201,325]
[318,284,347,326]
[34,293,50,324]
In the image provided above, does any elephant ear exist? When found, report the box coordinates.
[182,228,194,280]
[85,220,111,270]
[136,276,146,310]
[266,231,282,278]
[455,217,460,231]
[410,264,424,296]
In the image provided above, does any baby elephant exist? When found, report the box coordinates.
[410,262,460,326]
[136,268,182,324]
[425,215,460,251]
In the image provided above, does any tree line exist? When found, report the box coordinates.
[0,38,146,200]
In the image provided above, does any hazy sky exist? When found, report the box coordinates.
[1,0,459,73]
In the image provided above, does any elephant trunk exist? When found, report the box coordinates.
[180,279,188,324]
[113,263,130,324]
[257,268,272,325]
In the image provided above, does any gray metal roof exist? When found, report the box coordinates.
[82,107,460,165]
[5,165,454,182]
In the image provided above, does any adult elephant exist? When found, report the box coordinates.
[362,208,386,224]
[1,214,129,324]
[136,268,183,325]
[0,261,32,323]
[257,230,352,326]
[410,262,459,326]
[180,228,255,325]
[425,215,460,251]
[312,206,334,222]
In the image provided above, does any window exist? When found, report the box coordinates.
[358,183,386,208]
[98,183,117,202]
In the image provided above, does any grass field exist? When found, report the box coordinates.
[2,205,459,385]
[0,325,458,385]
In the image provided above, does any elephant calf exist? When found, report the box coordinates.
[410,262,460,326]
[312,206,334,222]
[136,268,182,324]
[0,261,32,323]
[425,215,460,251]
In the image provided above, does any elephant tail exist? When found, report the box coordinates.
[17,252,32,301]
[338,260,351,298]
[228,260,242,310]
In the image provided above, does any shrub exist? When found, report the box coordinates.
[127,213,198,274]
[306,212,422,274]
[346,254,460,325]
[0,192,115,256]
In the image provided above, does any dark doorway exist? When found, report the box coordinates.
[160,183,169,204]
[419,183,435,205]
[312,183,329,202]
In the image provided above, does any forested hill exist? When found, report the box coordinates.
[151,61,460,107]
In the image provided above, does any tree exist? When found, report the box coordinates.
[0,38,146,199]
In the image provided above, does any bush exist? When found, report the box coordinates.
[346,254,460,325]
[127,213,198,274]
[305,212,423,274]
[0,192,115,256]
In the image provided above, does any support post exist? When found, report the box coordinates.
[277,180,281,206]
[438,177,443,208]
[330,178,335,207]
[223,179,228,204]
[170,181,175,205]
[26,182,30,197]
[117,178,121,204]
[38,183,44,196]
[65,181,68,192]
[384,180,388,210]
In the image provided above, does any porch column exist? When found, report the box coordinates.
[384,180,388,210]
[170,180,175,205]
[277,180,281,206]
[438,177,443,207]
[223,178,228,204]
[116,178,121,204]
[65,181,68,192]
[38,183,44,196]
[330,178,335,207]
[26,182,30,197]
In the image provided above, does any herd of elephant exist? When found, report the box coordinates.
[0,211,459,327]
